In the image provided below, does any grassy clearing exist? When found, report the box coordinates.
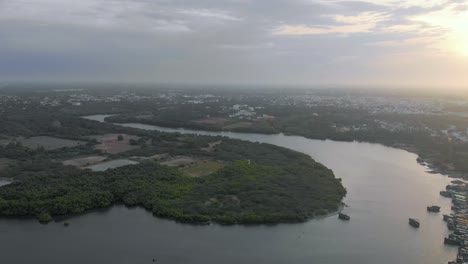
[87,134,140,154]
[17,136,86,150]
[160,156,197,167]
[222,122,252,130]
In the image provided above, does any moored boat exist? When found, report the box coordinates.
[409,218,420,228]
[427,205,441,212]
[338,213,350,221]
[440,191,452,198]
[444,237,460,246]
[443,214,453,221]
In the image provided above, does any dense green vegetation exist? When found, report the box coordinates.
[0,111,345,224]
[0,157,345,224]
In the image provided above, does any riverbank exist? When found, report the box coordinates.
[103,114,468,181]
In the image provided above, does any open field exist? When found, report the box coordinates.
[160,156,197,167]
[16,136,86,150]
[201,141,222,152]
[222,122,253,130]
[85,159,138,172]
[87,134,140,154]
[181,161,225,177]
[128,153,170,162]
[62,156,108,168]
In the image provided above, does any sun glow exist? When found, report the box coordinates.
[411,4,468,57]
[453,29,468,57]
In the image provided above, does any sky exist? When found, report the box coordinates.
[1,0,467,88]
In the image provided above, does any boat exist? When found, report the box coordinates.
[440,191,452,198]
[443,214,453,221]
[409,218,420,228]
[427,205,441,212]
[451,180,464,185]
[338,213,350,221]
[444,237,460,246]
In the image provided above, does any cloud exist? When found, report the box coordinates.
[217,43,275,51]
[273,24,373,35]
[368,36,440,47]
[0,0,242,33]
[382,24,424,33]
[333,12,390,24]
[273,12,390,35]
[0,0,467,87]
[177,9,242,21]
[410,2,468,56]
[321,0,449,8]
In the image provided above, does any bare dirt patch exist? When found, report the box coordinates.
[201,141,222,152]
[87,134,140,154]
[129,153,170,162]
[160,156,198,167]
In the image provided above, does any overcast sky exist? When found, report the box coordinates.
[1,0,467,88]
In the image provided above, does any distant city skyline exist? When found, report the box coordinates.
[1,0,467,88]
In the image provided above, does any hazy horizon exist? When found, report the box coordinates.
[1,0,467,89]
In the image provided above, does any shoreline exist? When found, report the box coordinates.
[98,115,468,181]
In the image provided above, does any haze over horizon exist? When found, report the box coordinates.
[1,0,467,89]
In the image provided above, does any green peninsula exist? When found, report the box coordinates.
[0,113,346,224]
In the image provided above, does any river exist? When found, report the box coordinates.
[0,115,457,264]
[0,178,11,187]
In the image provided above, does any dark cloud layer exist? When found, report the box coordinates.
[0,0,467,87]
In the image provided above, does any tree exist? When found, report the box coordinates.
[117,135,124,141]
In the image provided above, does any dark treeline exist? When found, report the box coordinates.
[0,156,345,224]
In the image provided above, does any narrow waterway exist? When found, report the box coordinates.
[0,178,11,187]
[0,115,457,264]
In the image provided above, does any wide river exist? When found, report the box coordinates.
[0,115,458,264]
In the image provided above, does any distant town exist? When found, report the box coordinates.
[2,86,468,143]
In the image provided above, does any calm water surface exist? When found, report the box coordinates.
[0,115,457,264]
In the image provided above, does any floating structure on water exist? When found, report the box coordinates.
[441,191,452,198]
[441,181,468,264]
[338,213,350,221]
[427,205,441,213]
[409,218,420,228]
